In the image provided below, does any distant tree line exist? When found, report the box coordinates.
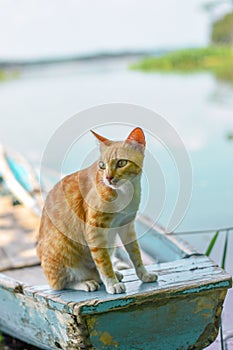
[211,12,233,46]
[203,0,233,46]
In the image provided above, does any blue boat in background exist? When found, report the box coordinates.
[0,145,43,216]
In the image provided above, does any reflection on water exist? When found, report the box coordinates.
[0,57,233,240]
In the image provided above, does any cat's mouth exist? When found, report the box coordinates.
[103,177,120,189]
[103,178,128,190]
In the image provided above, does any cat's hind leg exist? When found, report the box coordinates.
[68,280,100,292]
[41,259,69,290]
[41,258,101,292]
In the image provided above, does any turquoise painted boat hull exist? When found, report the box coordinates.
[0,221,231,350]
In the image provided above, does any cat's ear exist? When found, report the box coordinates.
[126,127,146,147]
[91,130,112,146]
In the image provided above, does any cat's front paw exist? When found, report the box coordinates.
[106,282,126,294]
[140,272,158,283]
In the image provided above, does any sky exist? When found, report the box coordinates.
[0,0,209,60]
[0,0,231,60]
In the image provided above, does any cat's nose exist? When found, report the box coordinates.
[106,176,113,183]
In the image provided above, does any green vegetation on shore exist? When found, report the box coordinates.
[0,70,6,80]
[130,46,233,82]
[0,69,20,81]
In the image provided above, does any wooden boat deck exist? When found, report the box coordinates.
[0,197,40,272]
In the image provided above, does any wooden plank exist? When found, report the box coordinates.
[0,247,12,271]
[4,266,47,286]
[1,254,216,286]
[2,255,231,316]
[0,197,40,271]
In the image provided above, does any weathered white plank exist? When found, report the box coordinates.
[0,197,40,271]
[2,254,215,286]
[1,255,231,317]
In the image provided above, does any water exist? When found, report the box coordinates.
[0,56,233,347]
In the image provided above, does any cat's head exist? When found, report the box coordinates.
[91,127,145,189]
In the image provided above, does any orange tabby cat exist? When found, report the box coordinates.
[37,127,157,294]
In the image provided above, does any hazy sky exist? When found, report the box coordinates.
[0,0,230,59]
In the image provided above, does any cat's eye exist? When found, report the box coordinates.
[117,159,128,168]
[99,161,106,170]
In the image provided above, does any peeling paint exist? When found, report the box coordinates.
[180,280,231,295]
[80,297,135,315]
[99,331,113,346]
[87,315,97,330]
[91,330,98,337]
[87,318,119,348]
[194,297,214,314]
[13,284,24,294]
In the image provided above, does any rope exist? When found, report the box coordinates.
[172,226,233,236]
